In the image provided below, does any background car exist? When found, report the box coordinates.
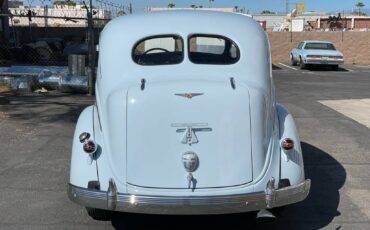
[291,40,344,70]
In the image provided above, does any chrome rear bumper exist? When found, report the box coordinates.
[305,59,344,65]
[68,179,310,215]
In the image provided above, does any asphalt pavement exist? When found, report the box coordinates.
[0,65,370,229]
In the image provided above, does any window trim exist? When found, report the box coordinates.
[131,34,184,66]
[187,34,241,65]
[298,42,304,49]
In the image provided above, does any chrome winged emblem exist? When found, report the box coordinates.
[174,93,204,99]
[171,123,212,145]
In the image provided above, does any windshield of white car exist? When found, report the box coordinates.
[304,43,336,50]
[132,35,183,65]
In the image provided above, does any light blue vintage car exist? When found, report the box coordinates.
[68,10,310,219]
[290,40,344,70]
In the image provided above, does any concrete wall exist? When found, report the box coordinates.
[268,32,370,65]
[309,18,370,30]
[251,14,286,28]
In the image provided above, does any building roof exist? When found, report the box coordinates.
[303,40,334,43]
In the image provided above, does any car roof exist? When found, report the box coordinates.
[98,10,272,91]
[102,10,262,41]
[303,40,334,44]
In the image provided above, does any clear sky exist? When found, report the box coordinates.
[126,0,370,13]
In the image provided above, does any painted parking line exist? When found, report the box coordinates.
[353,65,370,68]
[343,67,354,72]
[278,63,298,71]
[319,99,370,129]
[352,65,370,72]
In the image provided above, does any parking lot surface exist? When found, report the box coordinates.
[0,65,370,229]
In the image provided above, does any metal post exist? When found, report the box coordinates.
[290,14,293,42]
[286,0,289,14]
[44,5,48,37]
[2,0,10,42]
[87,0,96,95]
[27,10,33,41]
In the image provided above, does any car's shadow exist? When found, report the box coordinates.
[107,142,345,230]
[305,65,348,72]
[272,64,282,70]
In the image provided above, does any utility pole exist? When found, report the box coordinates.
[129,2,132,14]
[85,0,95,95]
[209,0,214,8]
[286,0,289,14]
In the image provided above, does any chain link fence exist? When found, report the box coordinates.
[0,2,126,95]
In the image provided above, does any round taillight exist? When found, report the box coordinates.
[83,140,97,154]
[281,138,294,150]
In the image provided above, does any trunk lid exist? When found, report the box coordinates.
[126,80,253,189]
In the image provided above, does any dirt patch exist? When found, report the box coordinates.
[0,86,11,93]
[0,111,10,119]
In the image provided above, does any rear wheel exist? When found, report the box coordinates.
[290,54,297,66]
[86,207,112,220]
[299,57,306,69]
[331,65,339,71]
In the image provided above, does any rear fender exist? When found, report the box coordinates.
[69,106,98,188]
[276,104,305,186]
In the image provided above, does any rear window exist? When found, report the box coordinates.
[304,42,336,50]
[188,35,240,64]
[132,35,183,65]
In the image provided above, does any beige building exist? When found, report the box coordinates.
[9,4,111,27]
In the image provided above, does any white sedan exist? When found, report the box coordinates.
[291,40,344,70]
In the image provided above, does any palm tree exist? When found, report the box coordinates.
[168,3,175,8]
[234,6,239,12]
[208,0,214,8]
[356,2,365,16]
[190,4,198,9]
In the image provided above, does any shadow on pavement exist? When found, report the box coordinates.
[272,64,282,70]
[0,93,93,124]
[108,142,346,230]
[306,65,348,72]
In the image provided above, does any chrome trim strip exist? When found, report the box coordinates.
[68,179,311,215]
[305,59,344,65]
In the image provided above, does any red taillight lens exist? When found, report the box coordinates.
[281,138,294,150]
[331,56,343,59]
[83,140,97,154]
[307,55,321,58]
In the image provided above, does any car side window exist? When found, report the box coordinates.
[132,35,183,65]
[298,42,304,49]
[188,35,240,65]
